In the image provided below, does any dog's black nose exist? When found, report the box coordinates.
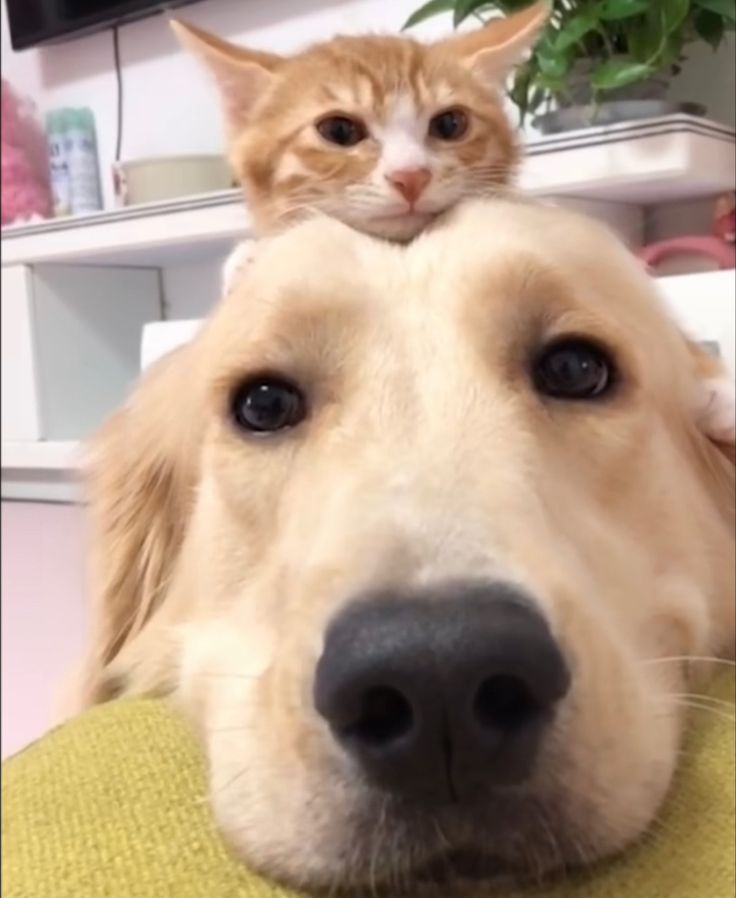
[314,582,570,803]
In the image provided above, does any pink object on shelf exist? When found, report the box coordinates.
[713,193,735,245]
[1,79,52,227]
[638,236,736,272]
[638,193,736,274]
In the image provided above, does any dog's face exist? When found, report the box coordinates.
[86,199,734,894]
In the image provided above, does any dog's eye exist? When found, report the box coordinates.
[533,338,614,400]
[428,108,469,141]
[316,115,367,147]
[231,377,306,434]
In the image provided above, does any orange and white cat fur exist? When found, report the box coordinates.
[172,5,735,446]
[171,3,547,273]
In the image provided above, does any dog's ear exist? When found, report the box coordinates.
[78,345,202,707]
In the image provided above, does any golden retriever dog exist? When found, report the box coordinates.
[79,198,734,894]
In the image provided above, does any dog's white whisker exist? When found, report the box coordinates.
[667,692,735,710]
[209,764,252,797]
[641,656,735,667]
[655,698,735,723]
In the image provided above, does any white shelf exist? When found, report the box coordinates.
[1,116,732,270]
[1,440,80,471]
[521,115,735,203]
[1,189,250,268]
[1,442,82,504]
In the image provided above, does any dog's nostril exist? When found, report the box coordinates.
[344,686,414,748]
[474,674,540,732]
[315,585,571,800]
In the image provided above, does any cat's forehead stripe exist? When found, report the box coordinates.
[310,38,444,118]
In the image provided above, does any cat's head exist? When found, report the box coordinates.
[172,4,548,240]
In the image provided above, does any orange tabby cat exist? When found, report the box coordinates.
[172,2,548,248]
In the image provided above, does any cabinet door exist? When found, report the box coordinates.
[658,270,736,374]
[140,319,203,372]
[31,266,162,440]
[1,266,41,441]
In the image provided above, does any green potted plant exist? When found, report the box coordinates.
[403,0,735,133]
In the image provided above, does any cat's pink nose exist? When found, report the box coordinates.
[386,168,432,205]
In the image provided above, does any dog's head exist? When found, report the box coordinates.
[83,199,734,893]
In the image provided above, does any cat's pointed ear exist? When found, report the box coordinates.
[442,1,549,84]
[171,20,282,134]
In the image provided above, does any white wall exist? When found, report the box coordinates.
[670,34,736,130]
[4,0,733,211]
[1,501,88,758]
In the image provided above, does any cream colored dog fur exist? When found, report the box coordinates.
[78,199,734,893]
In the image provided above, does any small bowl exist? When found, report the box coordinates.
[117,154,233,206]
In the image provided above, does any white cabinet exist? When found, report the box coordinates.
[2,266,41,442]
[140,319,203,371]
[32,266,161,440]
[1,263,161,448]
[657,270,736,374]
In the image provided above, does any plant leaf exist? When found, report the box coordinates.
[591,58,654,89]
[535,73,568,94]
[453,0,495,27]
[658,30,685,67]
[496,0,537,9]
[693,0,736,23]
[597,0,650,20]
[661,0,691,34]
[508,60,542,124]
[536,25,561,57]
[694,7,726,45]
[528,86,547,113]
[402,0,457,29]
[537,47,571,78]
[508,66,531,120]
[554,12,598,51]
[627,18,662,61]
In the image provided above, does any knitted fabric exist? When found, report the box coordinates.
[3,672,734,898]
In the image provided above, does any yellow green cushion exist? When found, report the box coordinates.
[3,672,734,898]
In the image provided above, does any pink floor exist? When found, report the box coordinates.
[1,501,89,758]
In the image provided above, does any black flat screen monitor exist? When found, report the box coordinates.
[6,0,204,51]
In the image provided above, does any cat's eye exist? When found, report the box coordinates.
[316,115,368,147]
[533,338,615,401]
[230,376,307,434]
[428,108,469,141]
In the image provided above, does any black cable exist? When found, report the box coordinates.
[112,24,123,162]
